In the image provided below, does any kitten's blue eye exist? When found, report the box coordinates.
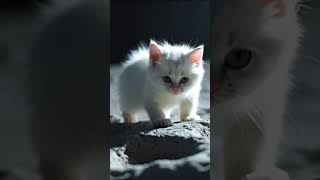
[163,76,172,83]
[179,77,189,84]
[225,48,252,69]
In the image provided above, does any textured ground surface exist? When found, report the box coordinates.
[110,64,211,180]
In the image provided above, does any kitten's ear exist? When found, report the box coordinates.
[187,45,204,65]
[149,40,164,65]
[261,0,291,18]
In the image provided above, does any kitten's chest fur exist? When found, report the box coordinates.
[145,84,187,109]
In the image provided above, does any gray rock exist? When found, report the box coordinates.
[110,116,210,180]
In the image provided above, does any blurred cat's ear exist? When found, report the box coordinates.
[261,0,289,18]
[188,45,204,65]
[149,40,164,65]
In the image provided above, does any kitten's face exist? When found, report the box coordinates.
[148,41,205,95]
[212,0,299,104]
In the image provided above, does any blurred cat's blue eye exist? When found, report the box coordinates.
[225,48,252,69]
[163,76,172,83]
[179,77,189,84]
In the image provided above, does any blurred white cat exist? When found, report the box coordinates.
[212,0,301,180]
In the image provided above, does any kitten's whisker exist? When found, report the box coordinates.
[231,108,244,135]
[247,107,264,136]
[253,105,263,119]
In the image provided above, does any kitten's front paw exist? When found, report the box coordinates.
[122,112,136,123]
[244,168,289,180]
[152,119,173,128]
[182,114,201,121]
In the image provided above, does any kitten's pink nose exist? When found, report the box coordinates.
[171,85,181,94]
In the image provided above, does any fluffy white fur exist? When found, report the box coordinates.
[119,40,205,127]
[212,0,301,180]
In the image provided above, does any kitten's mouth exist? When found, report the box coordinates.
[171,90,182,95]
[171,85,182,95]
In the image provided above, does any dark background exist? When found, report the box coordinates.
[111,0,210,64]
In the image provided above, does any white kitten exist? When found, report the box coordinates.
[119,40,205,127]
[212,0,301,180]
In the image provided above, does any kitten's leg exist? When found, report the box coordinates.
[122,112,136,123]
[144,101,173,128]
[244,114,289,180]
[222,119,261,180]
[244,141,289,180]
[180,92,201,121]
[163,109,172,119]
